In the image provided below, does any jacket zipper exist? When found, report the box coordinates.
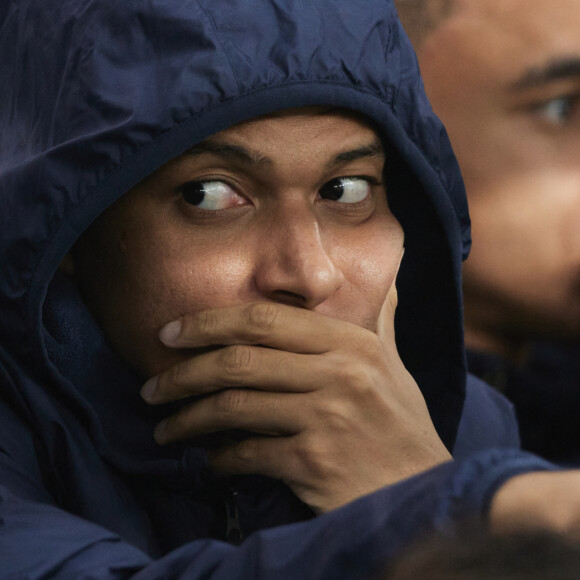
[225,489,244,545]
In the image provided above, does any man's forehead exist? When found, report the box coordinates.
[226,106,380,134]
[169,108,385,177]
[185,107,384,156]
[426,0,580,83]
[449,0,580,43]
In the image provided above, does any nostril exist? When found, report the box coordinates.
[270,290,308,308]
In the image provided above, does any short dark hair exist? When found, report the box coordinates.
[393,0,456,48]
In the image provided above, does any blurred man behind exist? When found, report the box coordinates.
[395,0,580,463]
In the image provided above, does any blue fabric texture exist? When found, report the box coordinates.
[467,343,580,466]
[0,0,547,577]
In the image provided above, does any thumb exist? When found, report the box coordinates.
[377,247,404,345]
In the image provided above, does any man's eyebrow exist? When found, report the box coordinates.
[183,139,384,168]
[512,57,580,90]
[328,141,384,167]
[184,141,272,166]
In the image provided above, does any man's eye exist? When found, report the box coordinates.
[318,177,372,203]
[180,180,245,210]
[534,95,579,126]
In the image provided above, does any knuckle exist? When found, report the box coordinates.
[214,388,246,419]
[161,411,185,441]
[317,398,353,430]
[166,362,186,390]
[196,309,219,337]
[245,302,279,339]
[292,436,331,478]
[233,438,258,465]
[367,335,385,358]
[333,361,372,394]
[354,333,383,360]
[351,367,376,396]
[221,345,258,381]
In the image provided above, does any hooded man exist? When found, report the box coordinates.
[0,1,563,578]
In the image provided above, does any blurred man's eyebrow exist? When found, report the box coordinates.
[512,57,580,90]
[184,139,384,168]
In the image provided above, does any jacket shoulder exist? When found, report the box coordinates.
[453,373,520,459]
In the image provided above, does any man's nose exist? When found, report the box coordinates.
[253,211,345,309]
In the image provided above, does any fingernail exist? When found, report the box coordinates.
[154,420,168,444]
[160,319,182,344]
[140,376,158,402]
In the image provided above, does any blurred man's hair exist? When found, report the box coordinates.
[393,0,456,48]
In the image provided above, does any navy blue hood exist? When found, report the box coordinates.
[0,0,470,492]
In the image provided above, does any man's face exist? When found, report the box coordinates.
[71,109,404,378]
[416,0,580,355]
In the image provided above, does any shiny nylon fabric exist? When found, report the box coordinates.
[0,0,479,572]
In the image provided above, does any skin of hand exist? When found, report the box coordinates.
[489,471,580,541]
[140,270,452,514]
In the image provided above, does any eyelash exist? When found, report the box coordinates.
[321,176,382,207]
[531,93,580,126]
[176,174,383,217]
[176,177,245,214]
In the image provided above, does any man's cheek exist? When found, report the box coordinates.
[334,276,393,333]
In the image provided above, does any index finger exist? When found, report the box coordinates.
[377,247,404,345]
[158,302,370,354]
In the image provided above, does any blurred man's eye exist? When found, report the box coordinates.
[533,94,580,126]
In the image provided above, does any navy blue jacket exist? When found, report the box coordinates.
[0,1,551,577]
[468,342,580,466]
